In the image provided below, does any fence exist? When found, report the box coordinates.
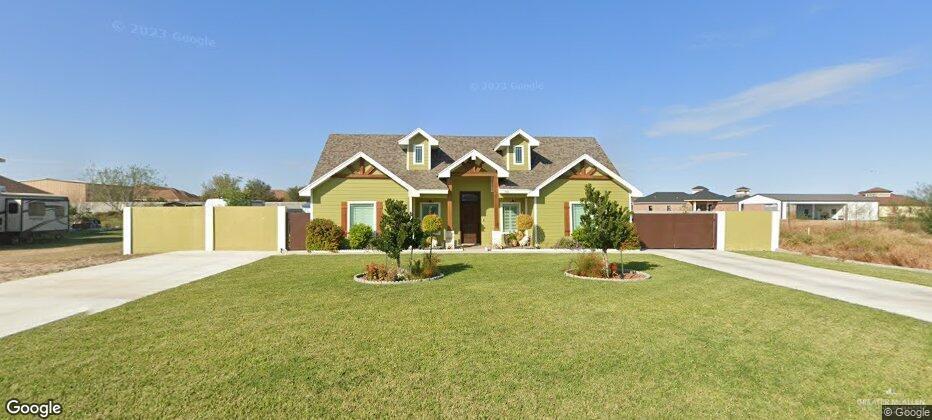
[632,211,778,251]
[721,211,777,251]
[124,207,778,254]
[123,206,287,255]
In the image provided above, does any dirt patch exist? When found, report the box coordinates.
[0,231,136,283]
[780,220,932,269]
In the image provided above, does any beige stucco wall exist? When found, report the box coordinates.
[131,207,205,254]
[213,206,278,251]
[536,179,630,247]
[724,211,772,251]
[22,180,89,204]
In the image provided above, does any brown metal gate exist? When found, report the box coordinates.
[633,213,716,249]
[286,211,310,251]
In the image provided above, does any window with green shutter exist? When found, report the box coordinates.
[348,202,376,229]
[502,202,520,232]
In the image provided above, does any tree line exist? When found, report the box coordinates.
[83,164,304,210]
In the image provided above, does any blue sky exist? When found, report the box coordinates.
[1,1,930,196]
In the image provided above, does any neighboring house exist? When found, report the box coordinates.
[0,175,53,195]
[299,128,642,247]
[633,186,749,213]
[21,178,200,204]
[738,193,878,220]
[636,185,880,221]
[858,187,926,217]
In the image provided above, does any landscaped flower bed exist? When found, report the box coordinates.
[356,254,444,284]
[564,268,650,282]
[565,252,650,282]
[353,271,444,285]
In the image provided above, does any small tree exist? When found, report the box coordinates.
[575,184,636,277]
[201,173,242,199]
[910,183,932,234]
[373,199,422,268]
[84,164,164,211]
[421,214,443,255]
[516,214,533,245]
[286,186,302,201]
[243,178,276,201]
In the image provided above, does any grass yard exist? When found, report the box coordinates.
[741,251,932,288]
[0,254,929,417]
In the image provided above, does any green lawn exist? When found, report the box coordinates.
[740,251,932,288]
[0,229,122,250]
[1,254,928,417]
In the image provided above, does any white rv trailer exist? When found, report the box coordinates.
[0,189,70,244]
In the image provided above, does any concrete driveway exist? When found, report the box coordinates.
[0,251,272,338]
[650,250,932,323]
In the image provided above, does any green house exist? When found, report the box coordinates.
[299,129,643,247]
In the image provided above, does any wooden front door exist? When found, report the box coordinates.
[459,191,481,245]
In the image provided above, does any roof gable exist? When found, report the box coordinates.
[494,129,540,151]
[307,133,633,193]
[438,150,508,178]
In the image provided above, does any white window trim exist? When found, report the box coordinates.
[513,145,524,165]
[419,202,441,218]
[569,201,584,233]
[347,201,377,229]
[413,145,424,165]
[499,201,522,232]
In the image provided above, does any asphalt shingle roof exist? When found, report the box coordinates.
[754,193,877,202]
[636,189,728,203]
[309,133,622,190]
[0,175,51,194]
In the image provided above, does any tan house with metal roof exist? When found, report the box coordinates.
[299,128,642,247]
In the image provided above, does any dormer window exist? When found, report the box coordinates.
[514,145,524,165]
[398,128,438,170]
[414,145,424,164]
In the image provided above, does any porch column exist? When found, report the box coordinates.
[492,176,500,229]
[446,178,453,231]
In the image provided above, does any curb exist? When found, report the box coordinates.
[564,269,651,282]
[353,272,445,285]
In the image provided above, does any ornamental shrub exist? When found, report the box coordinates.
[569,252,606,278]
[365,262,399,282]
[553,236,581,249]
[516,214,533,231]
[306,218,344,251]
[347,224,373,249]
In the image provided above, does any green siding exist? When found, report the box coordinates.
[214,207,278,251]
[506,138,530,171]
[536,179,630,247]
[451,177,494,245]
[406,134,430,170]
[132,207,204,253]
[724,211,772,251]
[413,194,448,226]
[312,177,409,226]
